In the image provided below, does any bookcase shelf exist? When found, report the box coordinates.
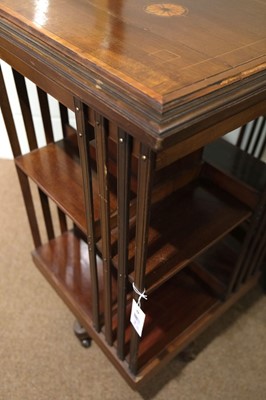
[15,138,118,237]
[32,227,260,385]
[112,165,252,293]
[32,231,119,323]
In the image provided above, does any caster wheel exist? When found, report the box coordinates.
[81,338,91,348]
[179,342,197,362]
[73,320,92,348]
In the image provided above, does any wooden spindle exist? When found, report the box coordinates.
[94,111,113,345]
[16,167,42,248]
[243,204,266,280]
[0,64,21,157]
[257,117,266,159]
[59,103,69,138]
[12,69,38,151]
[37,87,54,144]
[129,144,155,374]
[38,189,55,240]
[231,191,266,293]
[74,99,100,332]
[117,129,132,360]
[243,119,257,153]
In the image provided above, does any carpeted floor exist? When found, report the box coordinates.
[0,158,266,400]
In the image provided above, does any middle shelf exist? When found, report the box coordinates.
[15,137,118,238]
[111,177,251,293]
[15,136,256,294]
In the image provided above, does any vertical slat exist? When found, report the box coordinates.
[237,117,266,157]
[252,237,266,276]
[38,189,55,240]
[59,103,69,138]
[250,230,266,277]
[12,69,38,151]
[74,99,100,332]
[1,67,41,247]
[250,117,263,156]
[0,65,21,157]
[58,103,69,229]
[117,129,132,360]
[129,144,155,375]
[225,214,255,298]
[258,136,266,160]
[236,124,247,148]
[233,232,259,291]
[12,69,55,242]
[243,119,257,153]
[37,87,68,237]
[243,205,266,280]
[236,203,266,288]
[57,208,68,233]
[38,88,69,234]
[257,117,266,159]
[230,191,266,294]
[94,111,113,345]
[16,167,42,248]
[37,87,54,144]
[233,116,266,292]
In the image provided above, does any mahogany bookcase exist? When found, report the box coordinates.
[1,0,266,390]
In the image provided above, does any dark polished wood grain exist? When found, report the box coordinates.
[1,0,266,391]
[112,172,251,293]
[0,0,265,148]
[15,138,118,236]
[74,100,101,332]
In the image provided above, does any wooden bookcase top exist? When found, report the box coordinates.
[1,0,265,147]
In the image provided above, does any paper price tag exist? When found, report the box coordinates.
[130,299,146,337]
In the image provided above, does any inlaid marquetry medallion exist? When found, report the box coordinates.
[144,4,188,17]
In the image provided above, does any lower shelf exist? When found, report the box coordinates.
[31,230,261,388]
[125,269,219,370]
[32,230,118,322]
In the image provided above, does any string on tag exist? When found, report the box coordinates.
[132,282,147,307]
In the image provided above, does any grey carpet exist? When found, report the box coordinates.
[0,159,266,400]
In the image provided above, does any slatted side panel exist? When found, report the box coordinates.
[2,62,76,242]
[116,129,132,360]
[73,103,157,367]
[12,69,38,151]
[223,116,266,293]
[12,69,58,243]
[236,116,266,160]
[242,201,266,281]
[225,191,266,297]
[74,99,101,332]
[0,65,41,248]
